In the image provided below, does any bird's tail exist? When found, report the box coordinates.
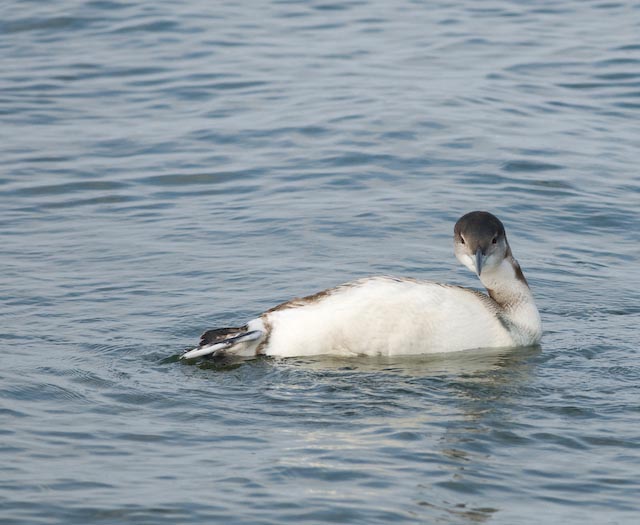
[180,325,264,360]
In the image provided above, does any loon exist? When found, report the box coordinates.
[181,211,541,360]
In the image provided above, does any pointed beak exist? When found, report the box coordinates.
[474,247,484,276]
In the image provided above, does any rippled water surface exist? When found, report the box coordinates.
[2,1,640,523]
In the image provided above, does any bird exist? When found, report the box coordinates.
[180,211,541,360]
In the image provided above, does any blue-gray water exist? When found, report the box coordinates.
[2,1,640,523]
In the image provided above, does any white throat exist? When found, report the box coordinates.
[479,255,542,345]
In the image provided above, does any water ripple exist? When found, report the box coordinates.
[2,1,640,524]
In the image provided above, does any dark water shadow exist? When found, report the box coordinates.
[277,345,542,377]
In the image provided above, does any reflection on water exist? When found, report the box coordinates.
[277,345,540,380]
[193,347,544,525]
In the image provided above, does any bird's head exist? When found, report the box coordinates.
[453,211,509,277]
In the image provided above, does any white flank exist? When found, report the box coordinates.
[261,277,517,357]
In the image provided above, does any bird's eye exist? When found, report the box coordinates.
[492,237,497,244]
[460,237,465,245]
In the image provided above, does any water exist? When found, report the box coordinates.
[2,0,640,523]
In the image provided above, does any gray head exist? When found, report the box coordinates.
[453,211,509,276]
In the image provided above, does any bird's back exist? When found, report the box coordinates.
[260,276,515,357]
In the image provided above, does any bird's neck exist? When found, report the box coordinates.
[479,254,542,343]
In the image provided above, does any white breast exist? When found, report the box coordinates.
[258,277,516,357]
